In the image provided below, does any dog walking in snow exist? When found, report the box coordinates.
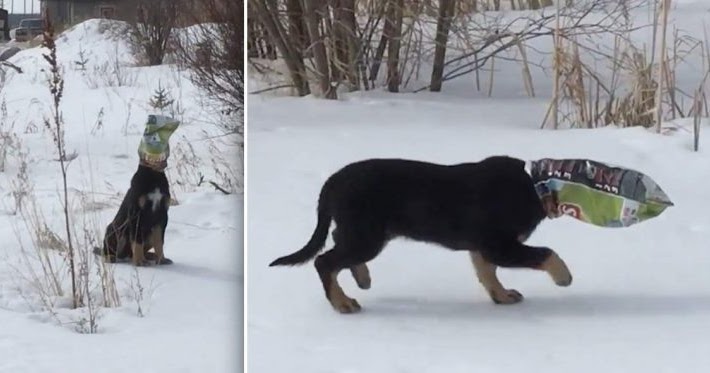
[269,156,572,313]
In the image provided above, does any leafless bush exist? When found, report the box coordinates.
[126,267,156,317]
[129,0,179,66]
[83,46,138,89]
[174,0,243,136]
[207,138,241,194]
[539,0,710,129]
[0,100,19,172]
[249,0,644,97]
[11,153,65,312]
[167,135,203,197]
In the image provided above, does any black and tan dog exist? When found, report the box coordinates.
[269,156,571,313]
[94,163,173,266]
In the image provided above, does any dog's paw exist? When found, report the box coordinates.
[331,296,362,314]
[555,272,573,287]
[541,252,573,287]
[350,264,371,290]
[490,289,524,305]
[103,255,117,263]
[156,257,173,265]
[133,259,152,267]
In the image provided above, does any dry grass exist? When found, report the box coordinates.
[540,0,710,130]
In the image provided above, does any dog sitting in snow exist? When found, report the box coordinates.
[95,163,172,266]
[269,156,571,313]
[95,115,178,266]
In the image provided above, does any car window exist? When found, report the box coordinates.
[20,19,42,28]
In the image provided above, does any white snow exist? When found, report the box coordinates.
[247,2,710,372]
[0,19,241,371]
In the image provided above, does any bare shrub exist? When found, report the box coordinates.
[174,0,243,136]
[207,137,241,194]
[0,100,19,172]
[127,267,156,317]
[129,0,179,66]
[83,47,138,89]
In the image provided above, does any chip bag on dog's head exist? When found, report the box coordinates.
[138,114,180,170]
[528,158,674,228]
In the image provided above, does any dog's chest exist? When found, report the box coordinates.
[146,187,164,212]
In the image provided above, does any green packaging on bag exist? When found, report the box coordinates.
[529,158,674,227]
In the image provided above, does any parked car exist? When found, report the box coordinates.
[14,18,43,42]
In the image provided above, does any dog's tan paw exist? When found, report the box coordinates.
[490,289,524,304]
[554,272,573,287]
[133,259,152,267]
[350,264,371,290]
[330,296,362,314]
[540,251,573,287]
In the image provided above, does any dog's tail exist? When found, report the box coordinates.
[269,202,332,267]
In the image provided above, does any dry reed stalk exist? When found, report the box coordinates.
[516,38,535,97]
[552,0,561,129]
[693,87,702,151]
[655,0,670,133]
[487,55,495,97]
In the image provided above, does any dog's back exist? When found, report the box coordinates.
[321,156,544,247]
[271,156,546,265]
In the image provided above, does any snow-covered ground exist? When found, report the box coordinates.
[247,2,710,372]
[0,20,242,371]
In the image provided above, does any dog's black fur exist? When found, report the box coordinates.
[94,164,173,266]
[270,156,571,312]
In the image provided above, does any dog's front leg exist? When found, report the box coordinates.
[469,251,524,304]
[150,226,172,265]
[131,241,150,266]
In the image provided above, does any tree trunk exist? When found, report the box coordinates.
[370,32,388,82]
[430,0,455,92]
[303,0,337,98]
[286,0,309,56]
[247,18,260,58]
[339,0,361,90]
[528,0,541,10]
[384,0,403,92]
[253,0,311,96]
[330,0,346,87]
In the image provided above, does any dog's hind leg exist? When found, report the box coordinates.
[332,227,372,290]
[469,252,523,304]
[314,248,362,313]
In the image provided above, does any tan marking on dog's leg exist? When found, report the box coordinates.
[349,264,371,289]
[469,252,524,304]
[131,241,148,266]
[538,251,573,286]
[328,271,361,313]
[150,226,164,261]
